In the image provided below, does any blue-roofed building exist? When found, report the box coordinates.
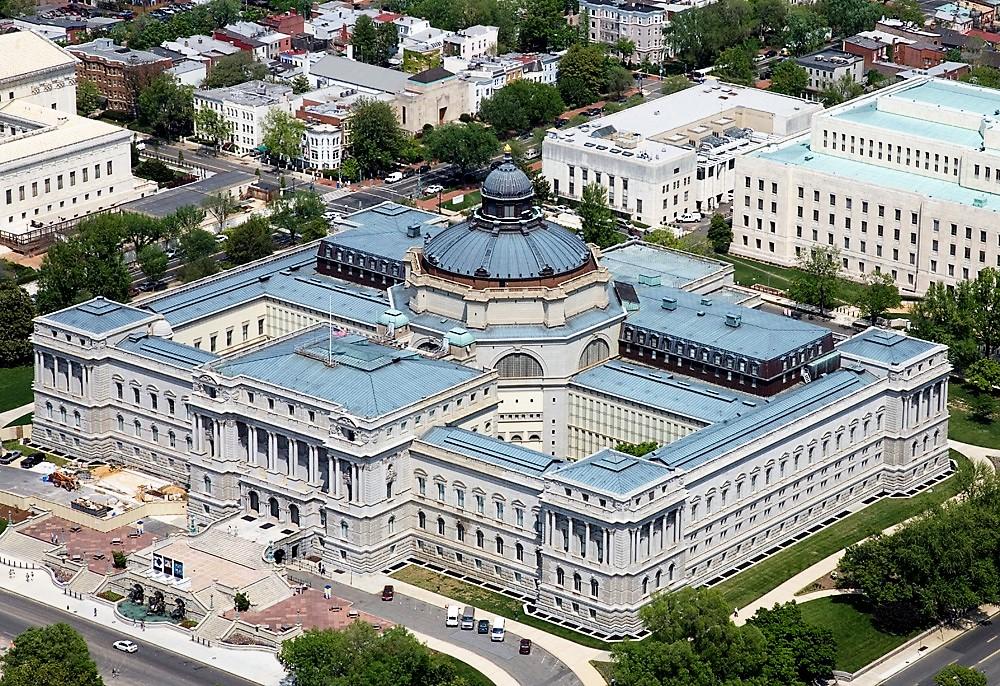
[320,203,448,288]
[837,327,943,370]
[115,334,220,369]
[550,448,675,496]
[734,77,1000,296]
[41,297,155,336]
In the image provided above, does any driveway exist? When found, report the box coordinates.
[291,570,581,686]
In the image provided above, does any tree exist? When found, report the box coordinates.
[136,75,194,140]
[747,603,836,684]
[423,123,500,176]
[351,14,380,64]
[269,190,328,243]
[666,0,757,68]
[615,441,658,456]
[558,43,608,106]
[714,45,757,85]
[613,38,636,64]
[853,271,900,323]
[111,550,128,569]
[194,107,232,150]
[911,268,1000,371]
[179,227,219,282]
[661,75,693,95]
[821,74,865,107]
[519,0,573,52]
[770,59,808,96]
[934,664,988,686]
[945,47,964,62]
[823,0,880,37]
[225,216,274,265]
[119,211,173,253]
[0,280,35,367]
[349,97,406,178]
[479,80,565,133]
[578,183,618,249]
[165,205,207,236]
[788,246,841,314]
[289,74,311,94]
[605,64,633,100]
[753,0,788,44]
[0,623,103,686]
[783,5,826,56]
[707,213,733,254]
[0,0,32,17]
[969,394,997,423]
[203,192,239,234]
[965,358,1000,394]
[76,79,102,116]
[201,52,267,88]
[261,109,306,167]
[138,245,169,285]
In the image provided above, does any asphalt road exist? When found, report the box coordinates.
[882,620,1000,685]
[324,164,459,215]
[294,570,581,686]
[0,588,261,686]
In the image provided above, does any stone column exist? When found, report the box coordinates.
[353,463,360,503]
[661,516,667,551]
[267,432,276,471]
[287,438,295,477]
[308,445,318,483]
[193,415,202,454]
[584,521,591,559]
[334,457,341,497]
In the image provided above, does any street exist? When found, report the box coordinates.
[323,165,459,215]
[0,588,261,686]
[882,620,1000,685]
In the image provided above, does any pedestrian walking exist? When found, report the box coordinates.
[94,607,98,618]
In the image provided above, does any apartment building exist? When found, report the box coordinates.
[542,83,821,227]
[194,80,299,156]
[794,49,866,98]
[580,0,668,63]
[69,38,172,114]
[732,77,1000,296]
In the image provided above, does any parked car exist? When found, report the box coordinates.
[164,248,177,259]
[384,172,404,184]
[554,117,568,128]
[113,640,138,654]
[20,455,43,469]
[214,233,227,243]
[0,451,21,465]
[678,212,703,223]
[585,108,602,117]
[765,49,778,58]
[381,584,394,601]
[519,638,532,655]
[418,164,432,173]
[423,184,444,196]
[402,168,416,179]
[477,619,490,634]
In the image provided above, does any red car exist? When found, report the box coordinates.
[381,585,394,601]
[519,638,532,655]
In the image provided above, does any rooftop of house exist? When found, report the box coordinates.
[0,30,77,83]
[836,328,942,367]
[209,327,487,417]
[649,366,880,471]
[120,171,253,218]
[69,38,170,65]
[624,286,830,362]
[570,359,766,424]
[550,448,674,496]
[195,80,293,107]
[41,297,154,336]
[794,49,864,70]
[418,426,563,477]
[311,55,411,93]
[600,241,731,290]
[326,202,448,259]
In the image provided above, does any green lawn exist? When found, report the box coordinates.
[714,451,970,609]
[718,254,866,306]
[434,651,494,686]
[391,566,610,650]
[0,366,33,413]
[948,382,1000,449]
[446,190,482,212]
[3,412,32,428]
[591,660,614,685]
[799,595,919,673]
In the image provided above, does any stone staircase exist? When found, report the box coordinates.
[241,573,293,612]
[188,529,266,570]
[68,568,105,594]
[0,531,56,563]
[195,612,236,642]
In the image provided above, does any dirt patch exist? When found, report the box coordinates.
[796,571,840,596]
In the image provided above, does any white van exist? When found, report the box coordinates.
[384,172,404,184]
[460,606,476,630]
[445,604,460,627]
[490,616,506,642]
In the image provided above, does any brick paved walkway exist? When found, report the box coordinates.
[20,516,158,574]
[223,588,391,633]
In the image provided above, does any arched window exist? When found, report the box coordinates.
[151,425,159,443]
[590,578,599,597]
[268,497,279,519]
[668,563,675,582]
[134,420,141,437]
[515,542,524,561]
[655,569,662,588]
[457,523,465,541]
[341,520,349,538]
[387,515,394,534]
[418,511,426,529]
[556,567,565,586]
[117,414,124,431]
[476,529,484,547]
[573,572,582,592]
[437,517,445,535]
[59,406,67,423]
[289,504,300,525]
[578,338,610,370]
[203,475,212,494]
[169,431,176,448]
[495,352,543,378]
[46,402,52,419]
[248,491,259,512]
[495,536,504,555]
[73,411,80,428]
[642,577,649,595]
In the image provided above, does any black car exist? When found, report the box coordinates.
[519,639,532,655]
[765,49,778,58]
[554,117,568,128]
[20,455,43,469]
[418,164,431,173]
[477,619,490,634]
[585,108,602,117]
[402,168,416,178]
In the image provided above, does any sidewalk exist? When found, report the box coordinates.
[949,438,999,468]
[0,553,285,686]
[334,569,607,686]
[0,402,32,430]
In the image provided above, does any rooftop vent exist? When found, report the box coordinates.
[697,310,706,316]
[406,223,421,237]
[700,297,713,306]
[661,297,677,310]
[725,313,742,328]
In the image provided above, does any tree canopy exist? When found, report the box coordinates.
[0,623,103,686]
[770,59,808,96]
[578,183,619,249]
[478,80,565,133]
[349,98,406,178]
[714,45,757,86]
[76,79,102,116]
[423,123,500,175]
[225,216,274,265]
[269,190,328,243]
[194,107,232,150]
[934,664,989,686]
[138,244,169,286]
[615,442,658,456]
[787,246,841,314]
[352,15,400,66]
[820,74,865,107]
[853,271,900,323]
[262,109,307,166]
[137,75,194,141]
[558,43,615,107]
[201,52,268,89]
[107,0,241,50]
[706,214,733,254]
[0,278,35,367]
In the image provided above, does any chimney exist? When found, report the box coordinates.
[661,297,677,310]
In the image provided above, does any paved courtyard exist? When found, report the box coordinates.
[20,516,166,574]
[223,588,390,633]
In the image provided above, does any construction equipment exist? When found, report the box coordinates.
[49,470,79,491]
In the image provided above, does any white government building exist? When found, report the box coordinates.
[734,77,1000,296]
[31,157,952,638]
[0,31,156,243]
[542,82,822,228]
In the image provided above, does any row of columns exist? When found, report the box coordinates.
[903,381,944,429]
[545,508,681,567]
[37,352,87,397]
